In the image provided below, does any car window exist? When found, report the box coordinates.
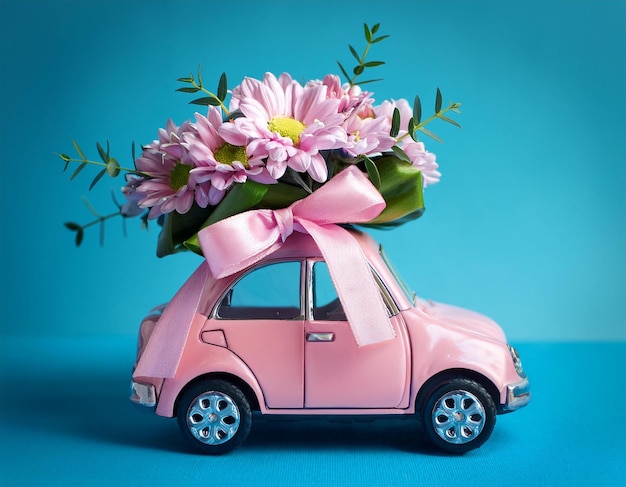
[312,261,347,321]
[216,261,302,320]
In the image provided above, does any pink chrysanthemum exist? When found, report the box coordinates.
[375,98,413,133]
[342,112,396,157]
[318,74,373,116]
[401,139,440,187]
[134,119,208,219]
[186,107,275,206]
[120,174,145,217]
[226,72,348,182]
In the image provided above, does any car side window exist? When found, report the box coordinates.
[312,261,347,321]
[216,261,302,320]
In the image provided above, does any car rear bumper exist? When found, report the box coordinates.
[130,381,157,407]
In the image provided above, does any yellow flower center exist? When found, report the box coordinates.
[214,143,249,168]
[169,163,192,191]
[268,116,306,146]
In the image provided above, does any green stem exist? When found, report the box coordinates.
[397,103,460,142]
[350,41,373,86]
[80,211,123,230]
[62,156,141,174]
[191,81,230,115]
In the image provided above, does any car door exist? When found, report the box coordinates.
[213,259,305,409]
[304,259,409,408]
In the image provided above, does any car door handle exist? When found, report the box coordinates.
[306,332,335,342]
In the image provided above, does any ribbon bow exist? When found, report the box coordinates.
[134,167,395,380]
[198,166,396,347]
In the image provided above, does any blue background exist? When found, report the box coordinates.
[1,1,624,486]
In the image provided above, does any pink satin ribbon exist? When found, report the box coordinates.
[134,166,395,379]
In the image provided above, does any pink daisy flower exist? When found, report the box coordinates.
[186,107,275,206]
[135,119,208,219]
[375,98,413,134]
[317,74,373,116]
[120,174,145,217]
[227,72,348,183]
[401,139,440,187]
[342,111,396,157]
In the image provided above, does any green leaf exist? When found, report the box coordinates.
[96,142,109,163]
[89,168,107,190]
[182,180,269,255]
[337,61,350,82]
[217,72,228,101]
[349,44,360,62]
[413,95,422,125]
[176,87,200,93]
[364,156,381,189]
[189,97,214,106]
[353,65,365,76]
[435,87,442,113]
[75,228,84,247]
[287,169,313,194]
[408,118,418,141]
[363,23,372,43]
[360,155,424,227]
[390,107,400,137]
[59,153,71,162]
[197,65,204,87]
[257,181,308,209]
[106,158,121,177]
[390,145,411,163]
[82,196,102,218]
[65,222,81,231]
[419,126,443,143]
[177,76,194,83]
[371,23,380,34]
[157,204,214,257]
[438,113,462,128]
[371,35,390,43]
[131,141,136,164]
[72,139,87,160]
[70,161,87,181]
[363,61,385,67]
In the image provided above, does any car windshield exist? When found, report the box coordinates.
[379,246,416,304]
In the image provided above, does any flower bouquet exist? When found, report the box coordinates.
[59,23,460,257]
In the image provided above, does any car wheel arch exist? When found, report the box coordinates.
[415,368,500,414]
[174,372,261,417]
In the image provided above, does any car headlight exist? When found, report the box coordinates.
[507,345,525,377]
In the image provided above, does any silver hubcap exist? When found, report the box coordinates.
[187,391,240,445]
[432,390,486,445]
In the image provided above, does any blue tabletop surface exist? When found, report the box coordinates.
[0,336,624,487]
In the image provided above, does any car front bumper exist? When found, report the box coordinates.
[502,376,531,412]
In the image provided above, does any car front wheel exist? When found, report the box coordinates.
[177,379,252,455]
[422,378,496,454]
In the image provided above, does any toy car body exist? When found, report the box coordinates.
[131,230,529,454]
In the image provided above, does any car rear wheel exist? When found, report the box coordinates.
[422,378,496,454]
[177,379,252,455]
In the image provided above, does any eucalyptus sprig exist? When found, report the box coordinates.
[177,68,229,114]
[337,22,389,86]
[57,140,137,190]
[64,193,148,247]
[390,88,462,146]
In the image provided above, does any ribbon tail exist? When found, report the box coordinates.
[133,262,210,379]
[300,221,396,346]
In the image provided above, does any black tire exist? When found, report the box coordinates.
[422,378,496,454]
[176,379,252,455]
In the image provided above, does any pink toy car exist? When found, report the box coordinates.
[130,230,529,454]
